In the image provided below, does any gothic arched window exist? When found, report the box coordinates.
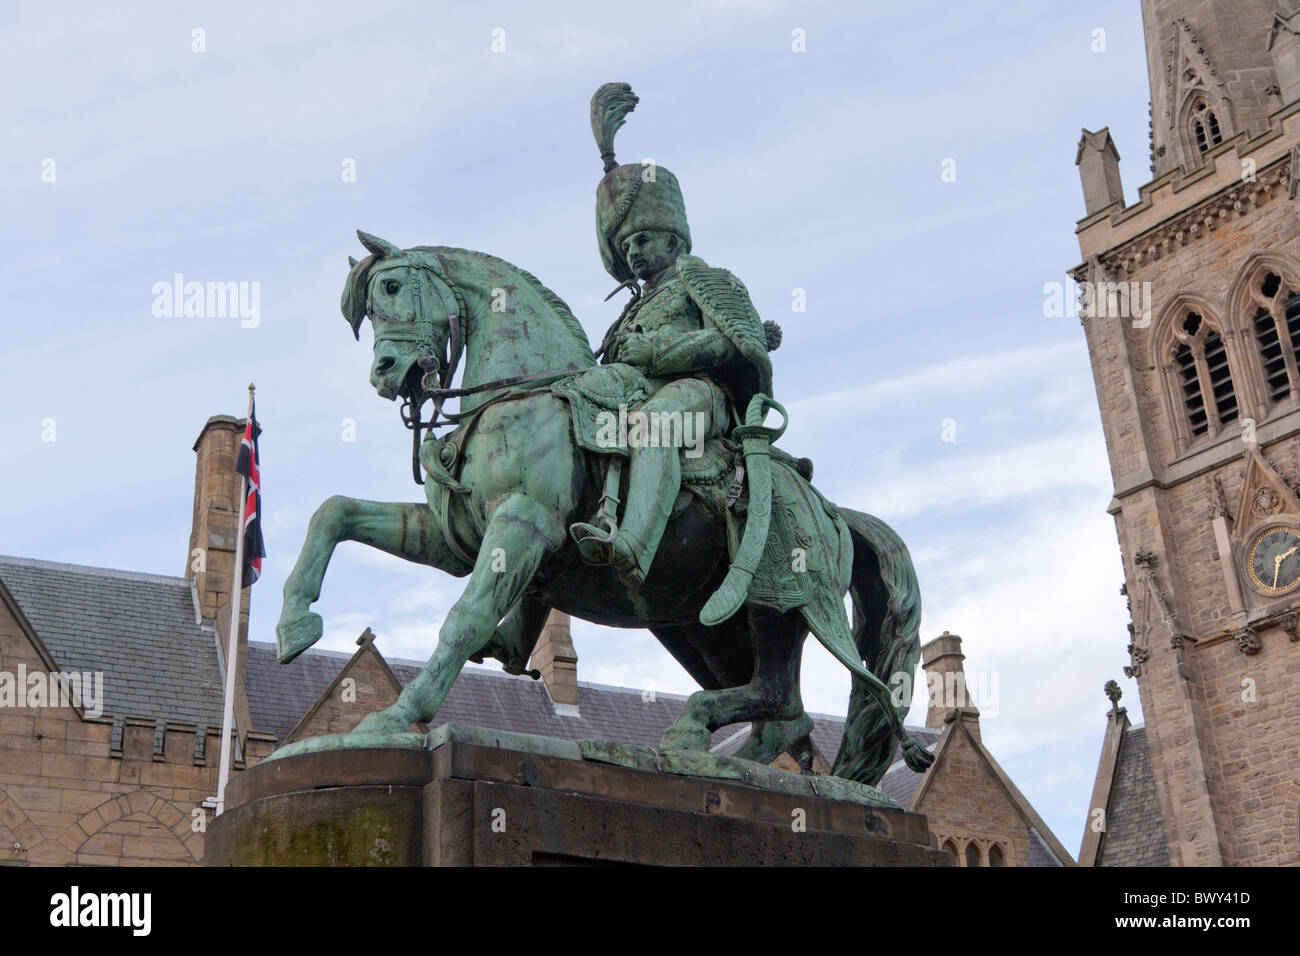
[1170,310,1238,440]
[989,844,1006,867]
[1250,271,1300,407]
[1191,99,1223,153]
[965,842,982,868]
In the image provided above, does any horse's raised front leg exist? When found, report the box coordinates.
[276,496,472,663]
[352,492,566,734]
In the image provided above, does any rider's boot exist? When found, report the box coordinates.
[606,444,679,588]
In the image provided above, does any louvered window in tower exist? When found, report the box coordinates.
[1172,311,1236,440]
[1175,343,1208,435]
[1256,306,1288,402]
[1204,332,1237,425]
[1251,271,1300,408]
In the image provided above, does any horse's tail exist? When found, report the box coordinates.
[831,508,925,786]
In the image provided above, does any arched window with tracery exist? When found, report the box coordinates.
[965,842,982,868]
[1249,270,1300,409]
[988,844,1006,867]
[1166,309,1238,444]
[1177,93,1232,169]
[942,839,959,863]
[1190,98,1223,153]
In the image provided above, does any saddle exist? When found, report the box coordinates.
[419,363,834,618]
[552,363,833,615]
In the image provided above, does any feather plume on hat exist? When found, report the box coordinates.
[591,82,639,173]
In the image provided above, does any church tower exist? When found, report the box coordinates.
[1073,1,1300,866]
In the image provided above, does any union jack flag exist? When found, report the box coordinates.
[234,402,265,586]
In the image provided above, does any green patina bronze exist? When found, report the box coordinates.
[273,84,932,789]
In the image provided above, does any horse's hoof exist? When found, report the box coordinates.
[660,726,711,752]
[276,611,323,663]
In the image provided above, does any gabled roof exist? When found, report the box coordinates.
[279,629,410,743]
[906,713,1074,866]
[1080,702,1170,868]
[0,555,225,731]
[1094,723,1170,867]
[1028,827,1063,867]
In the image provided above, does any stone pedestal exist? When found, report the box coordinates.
[205,724,953,866]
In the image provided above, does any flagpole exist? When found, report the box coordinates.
[215,383,254,817]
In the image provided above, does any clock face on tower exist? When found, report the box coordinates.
[1246,524,1300,595]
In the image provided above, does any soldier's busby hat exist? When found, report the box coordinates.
[591,83,692,283]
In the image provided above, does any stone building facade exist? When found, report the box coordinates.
[878,632,1072,867]
[1074,0,1300,866]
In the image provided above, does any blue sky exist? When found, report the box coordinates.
[1,0,1159,854]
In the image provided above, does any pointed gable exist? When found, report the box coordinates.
[282,629,420,743]
[908,715,1073,866]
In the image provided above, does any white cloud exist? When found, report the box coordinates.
[788,341,1088,418]
[846,429,1111,519]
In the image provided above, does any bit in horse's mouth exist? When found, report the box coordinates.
[400,362,427,402]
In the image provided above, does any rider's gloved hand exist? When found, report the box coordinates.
[617,332,653,367]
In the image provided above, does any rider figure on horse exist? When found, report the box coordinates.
[571,83,778,588]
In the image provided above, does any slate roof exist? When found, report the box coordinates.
[1029,827,1065,867]
[1098,725,1170,867]
[0,551,939,796]
[244,640,934,768]
[0,555,225,732]
[873,729,946,807]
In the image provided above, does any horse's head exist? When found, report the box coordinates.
[340,231,462,402]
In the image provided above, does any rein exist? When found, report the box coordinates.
[400,370,575,484]
[384,259,575,485]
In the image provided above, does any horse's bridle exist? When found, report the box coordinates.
[369,257,580,485]
[368,260,466,484]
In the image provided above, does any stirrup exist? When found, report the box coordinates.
[572,457,625,566]
[570,520,646,587]
[570,515,618,565]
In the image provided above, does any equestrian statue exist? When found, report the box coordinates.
[273,83,933,787]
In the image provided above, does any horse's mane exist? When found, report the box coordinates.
[412,246,593,352]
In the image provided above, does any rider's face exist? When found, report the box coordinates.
[620,231,677,281]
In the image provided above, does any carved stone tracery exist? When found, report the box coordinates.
[1127,551,1188,675]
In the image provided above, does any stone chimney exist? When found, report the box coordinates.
[920,630,980,742]
[187,415,253,748]
[529,610,579,716]
[1076,128,1125,216]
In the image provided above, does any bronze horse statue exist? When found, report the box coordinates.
[274,232,932,784]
